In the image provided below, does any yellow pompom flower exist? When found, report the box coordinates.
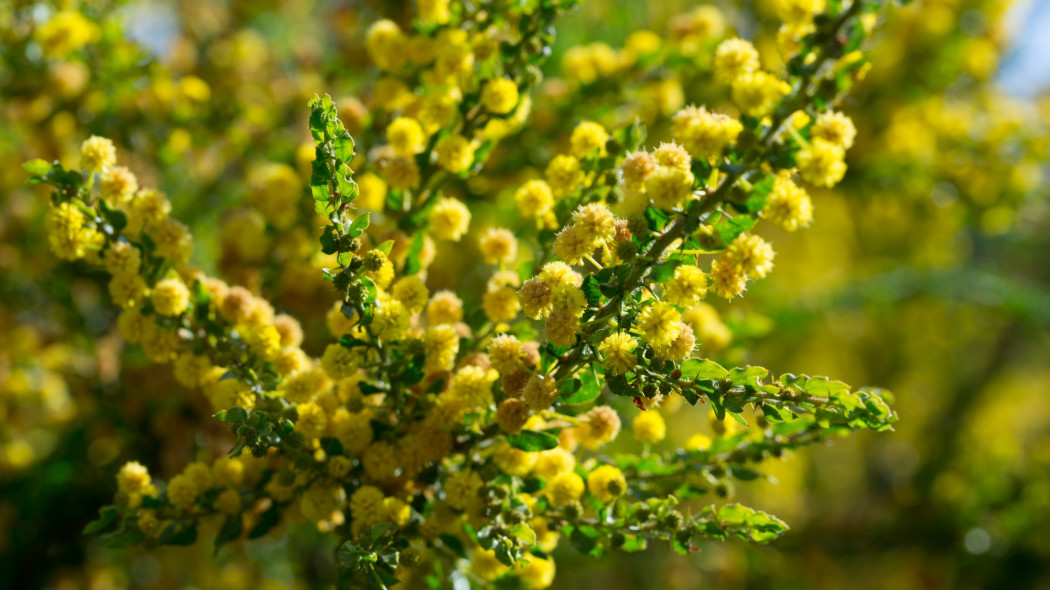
[812,110,856,149]
[598,332,637,376]
[417,0,451,25]
[776,0,826,24]
[381,155,421,190]
[545,472,584,506]
[391,276,430,313]
[422,324,460,373]
[545,310,579,347]
[435,134,477,174]
[570,121,609,157]
[483,285,520,323]
[445,470,484,510]
[515,179,555,218]
[710,258,748,300]
[587,465,627,503]
[488,334,524,374]
[762,171,813,231]
[295,402,327,439]
[496,398,531,434]
[427,290,463,325]
[635,301,681,348]
[100,166,139,203]
[645,167,694,210]
[387,117,427,156]
[732,71,790,118]
[522,374,558,411]
[167,474,198,511]
[797,138,847,187]
[545,154,585,198]
[80,136,116,172]
[653,142,692,175]
[572,203,616,246]
[553,225,591,266]
[117,461,151,495]
[103,241,141,276]
[215,488,242,516]
[35,10,99,58]
[652,322,695,361]
[366,20,408,71]
[331,410,374,453]
[671,106,744,158]
[109,273,150,309]
[724,233,776,279]
[245,323,282,362]
[479,228,518,264]
[621,151,658,192]
[321,343,360,379]
[430,197,471,241]
[481,77,520,114]
[151,278,190,317]
[518,555,556,590]
[350,486,385,533]
[578,405,621,449]
[373,299,410,341]
[713,38,760,84]
[663,265,708,307]
[632,411,666,444]
[363,441,399,482]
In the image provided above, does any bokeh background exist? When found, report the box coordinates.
[1,0,1048,589]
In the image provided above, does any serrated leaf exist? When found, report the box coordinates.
[680,358,728,381]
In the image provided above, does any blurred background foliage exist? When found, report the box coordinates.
[1,0,1048,588]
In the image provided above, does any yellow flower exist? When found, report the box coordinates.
[445,470,484,510]
[545,472,584,506]
[387,117,427,156]
[578,405,621,449]
[296,402,327,439]
[713,38,760,84]
[151,278,190,317]
[481,77,520,114]
[724,233,776,279]
[515,179,555,218]
[496,398,531,434]
[392,276,430,313]
[572,203,616,246]
[663,265,708,307]
[522,374,558,411]
[671,106,743,158]
[598,332,637,376]
[366,20,408,71]
[621,151,658,192]
[645,166,694,210]
[100,166,139,203]
[569,121,609,157]
[798,138,847,187]
[435,134,476,174]
[373,299,410,341]
[484,285,520,323]
[652,142,692,174]
[587,465,627,503]
[423,324,460,373]
[479,228,518,264]
[321,343,360,379]
[427,290,463,324]
[430,197,471,241]
[710,258,748,300]
[36,10,99,58]
[545,154,585,198]
[635,301,681,348]
[812,110,857,149]
[80,136,116,172]
[732,71,790,118]
[762,171,813,231]
[632,411,666,444]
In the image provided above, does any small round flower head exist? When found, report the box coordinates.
[635,301,682,349]
[479,228,517,264]
[714,38,760,84]
[553,225,591,266]
[103,240,141,276]
[710,258,748,300]
[483,285,520,323]
[417,0,451,25]
[518,555,556,589]
[151,277,190,316]
[167,474,198,511]
[366,20,408,71]
[812,110,856,149]
[519,278,553,319]
[444,470,484,511]
[117,461,151,495]
[671,106,744,158]
[533,447,575,479]
[387,117,426,155]
[587,465,627,503]
[545,310,579,347]
[546,472,585,506]
[350,485,385,531]
[777,0,826,24]
[545,154,585,198]
[245,324,282,361]
[724,233,776,279]
[391,275,430,313]
[322,343,360,379]
[652,142,692,174]
[515,179,555,218]
[100,166,138,203]
[427,290,463,324]
[481,77,519,114]
[81,136,116,172]
[435,134,476,174]
[273,314,303,347]
[373,299,410,341]
[569,121,609,157]
[295,402,328,440]
[423,324,460,373]
[653,322,695,361]
[381,155,421,190]
[430,197,471,241]
[572,203,616,245]
[621,151,658,192]
[580,405,621,448]
[732,71,790,118]
[645,167,694,211]
[550,284,586,317]
[632,410,667,444]
[488,334,524,374]
[663,264,708,307]
[798,138,847,187]
[762,171,813,231]
[496,397,531,433]
[598,332,637,376]
[522,374,558,411]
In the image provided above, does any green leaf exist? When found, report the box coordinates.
[214,515,243,555]
[403,232,426,275]
[83,506,120,535]
[249,505,280,539]
[160,522,198,546]
[23,159,52,177]
[680,358,727,381]
[214,406,247,424]
[651,260,680,283]
[348,212,370,238]
[714,215,756,244]
[103,524,145,548]
[439,534,465,558]
[582,275,601,307]
[376,240,394,255]
[332,136,356,163]
[717,503,755,525]
[564,370,600,405]
[506,430,559,452]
